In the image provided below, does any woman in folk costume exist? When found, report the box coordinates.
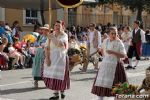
[32,45,44,88]
[42,21,70,100]
[32,24,49,88]
[91,27,128,100]
[121,26,132,52]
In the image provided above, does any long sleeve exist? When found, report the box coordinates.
[119,40,127,55]
[98,31,102,48]
[12,28,16,36]
[140,29,146,43]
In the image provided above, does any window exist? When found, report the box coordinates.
[23,9,40,25]
[68,8,77,26]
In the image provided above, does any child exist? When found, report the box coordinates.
[8,43,24,68]
[138,67,150,98]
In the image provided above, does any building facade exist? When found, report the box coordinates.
[0,4,150,32]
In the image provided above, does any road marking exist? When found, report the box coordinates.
[0,80,32,87]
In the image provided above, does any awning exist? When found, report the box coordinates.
[0,0,96,10]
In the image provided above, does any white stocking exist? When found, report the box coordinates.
[135,60,139,67]
[54,90,59,96]
[128,58,132,66]
[98,96,103,100]
[0,70,2,79]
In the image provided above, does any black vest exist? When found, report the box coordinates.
[132,29,141,43]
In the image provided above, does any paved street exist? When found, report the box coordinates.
[0,59,150,100]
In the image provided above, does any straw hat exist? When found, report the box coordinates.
[40,24,49,30]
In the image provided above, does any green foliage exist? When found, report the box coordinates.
[85,0,150,21]
[86,0,150,11]
[117,0,150,22]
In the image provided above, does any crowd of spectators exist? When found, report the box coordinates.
[1,20,150,71]
[0,20,36,70]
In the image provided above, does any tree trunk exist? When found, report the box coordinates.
[40,0,45,26]
[120,5,123,24]
[136,7,142,22]
[136,7,143,29]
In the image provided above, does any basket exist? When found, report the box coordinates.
[69,54,81,63]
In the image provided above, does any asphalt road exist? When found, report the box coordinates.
[0,59,150,100]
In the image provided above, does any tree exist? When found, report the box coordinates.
[111,0,150,28]
[87,0,150,21]
[86,0,150,26]
[40,0,45,26]
[117,0,150,22]
[99,0,150,22]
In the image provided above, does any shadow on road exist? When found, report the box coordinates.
[71,77,95,82]
[71,70,97,75]
[21,77,32,79]
[32,99,49,100]
[1,87,46,95]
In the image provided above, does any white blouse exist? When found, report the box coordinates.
[95,38,126,88]
[102,38,126,60]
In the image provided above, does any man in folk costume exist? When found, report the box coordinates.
[126,20,146,69]
[91,27,127,100]
[42,21,70,100]
[79,23,102,72]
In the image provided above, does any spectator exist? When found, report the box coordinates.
[11,21,21,40]
[8,43,24,69]
[121,26,132,52]
[5,23,13,43]
[145,29,150,43]
[33,20,41,32]
[0,37,9,70]
[0,21,6,37]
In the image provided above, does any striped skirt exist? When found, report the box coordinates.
[91,61,127,97]
[42,57,70,91]
[0,54,8,70]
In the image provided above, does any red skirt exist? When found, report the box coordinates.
[0,54,8,70]
[42,57,70,91]
[91,61,128,97]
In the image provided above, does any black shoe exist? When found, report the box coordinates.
[20,64,25,69]
[125,65,133,69]
[61,94,65,99]
[132,66,136,69]
[49,96,59,100]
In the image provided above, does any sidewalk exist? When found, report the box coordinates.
[0,98,15,100]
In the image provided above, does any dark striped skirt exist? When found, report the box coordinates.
[91,61,128,97]
[42,57,70,91]
[0,54,8,70]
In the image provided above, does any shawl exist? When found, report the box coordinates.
[43,33,68,80]
[95,39,125,88]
